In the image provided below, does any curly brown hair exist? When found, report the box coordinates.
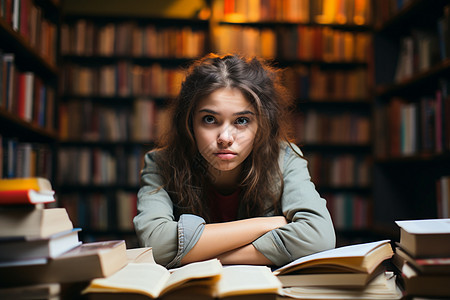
[155,53,295,222]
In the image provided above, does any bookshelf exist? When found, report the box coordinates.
[0,0,59,181]
[372,0,450,239]
[210,0,375,245]
[57,12,210,247]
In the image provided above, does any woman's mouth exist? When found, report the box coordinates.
[214,151,237,160]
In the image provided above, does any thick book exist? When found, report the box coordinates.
[0,240,127,286]
[277,264,385,288]
[0,283,61,299]
[0,228,81,261]
[273,240,393,287]
[0,189,55,205]
[0,177,52,192]
[82,259,281,299]
[395,218,450,258]
[394,247,450,275]
[0,207,73,238]
[281,271,403,300]
[399,262,450,297]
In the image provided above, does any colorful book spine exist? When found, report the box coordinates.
[0,189,55,205]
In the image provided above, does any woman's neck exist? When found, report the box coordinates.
[208,165,241,195]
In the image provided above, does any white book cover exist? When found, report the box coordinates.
[395,218,450,234]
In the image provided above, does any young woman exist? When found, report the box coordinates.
[133,54,335,268]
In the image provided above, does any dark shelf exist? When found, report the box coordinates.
[61,55,198,67]
[301,143,372,153]
[0,109,58,142]
[56,184,140,193]
[62,14,210,27]
[276,59,367,69]
[60,94,171,106]
[375,59,450,97]
[374,0,450,34]
[374,151,450,165]
[58,140,154,148]
[218,20,372,32]
[297,100,371,111]
[0,19,58,80]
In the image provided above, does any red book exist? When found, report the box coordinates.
[15,72,26,118]
[0,189,55,205]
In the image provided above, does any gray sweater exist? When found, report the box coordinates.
[133,142,336,268]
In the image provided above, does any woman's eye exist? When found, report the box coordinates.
[235,117,249,126]
[202,115,216,124]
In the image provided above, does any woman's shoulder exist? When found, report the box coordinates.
[143,148,169,168]
[279,141,303,157]
[278,141,304,172]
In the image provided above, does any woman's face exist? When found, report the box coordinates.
[193,87,258,173]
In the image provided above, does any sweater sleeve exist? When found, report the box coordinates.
[252,143,336,266]
[133,151,205,268]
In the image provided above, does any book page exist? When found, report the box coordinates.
[126,247,155,264]
[281,272,402,299]
[216,265,281,298]
[83,263,170,298]
[273,240,390,275]
[162,259,222,294]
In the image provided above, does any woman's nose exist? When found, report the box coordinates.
[217,126,234,146]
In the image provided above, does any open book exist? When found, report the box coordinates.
[82,258,281,299]
[273,240,393,287]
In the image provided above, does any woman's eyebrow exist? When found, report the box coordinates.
[234,110,255,116]
[198,108,218,114]
[198,109,255,116]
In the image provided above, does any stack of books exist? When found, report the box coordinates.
[0,177,81,264]
[273,240,403,299]
[0,177,128,299]
[393,218,450,298]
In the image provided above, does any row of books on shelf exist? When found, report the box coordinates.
[61,62,184,98]
[306,153,371,188]
[294,110,371,145]
[215,0,372,25]
[0,136,53,179]
[214,25,371,62]
[325,193,370,230]
[278,26,371,62]
[395,9,450,83]
[437,175,450,219]
[58,190,137,232]
[59,98,163,142]
[285,66,368,100]
[215,0,310,23]
[374,85,450,158]
[0,52,56,129]
[0,0,58,65]
[60,20,207,58]
[372,0,413,28]
[214,25,276,59]
[4,177,450,299]
[57,145,145,187]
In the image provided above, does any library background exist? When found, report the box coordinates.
[0,0,449,249]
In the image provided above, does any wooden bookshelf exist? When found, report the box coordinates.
[0,0,59,180]
[56,12,210,246]
[372,0,450,239]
